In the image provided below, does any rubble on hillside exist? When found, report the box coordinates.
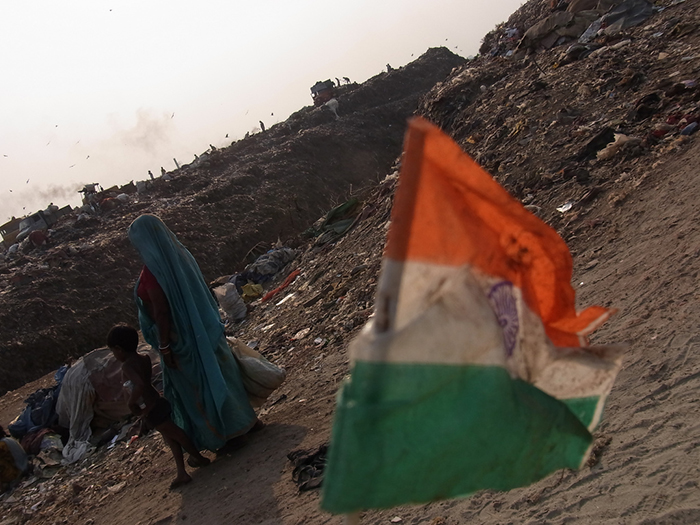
[422,0,699,237]
[0,48,464,395]
[1,0,698,398]
[0,174,396,525]
[2,0,700,522]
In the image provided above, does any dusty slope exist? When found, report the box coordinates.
[2,0,700,523]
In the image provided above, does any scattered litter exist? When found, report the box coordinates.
[585,259,600,270]
[287,444,328,491]
[596,134,642,161]
[107,481,126,493]
[680,122,698,135]
[262,269,301,303]
[241,282,263,300]
[276,293,296,306]
[213,283,247,322]
[293,328,311,340]
[304,198,362,245]
[557,202,574,213]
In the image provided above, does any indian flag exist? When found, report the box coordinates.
[321,117,624,515]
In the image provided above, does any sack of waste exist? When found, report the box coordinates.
[227,337,286,407]
[213,283,247,321]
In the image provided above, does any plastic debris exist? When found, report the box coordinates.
[556,202,574,213]
[292,328,311,341]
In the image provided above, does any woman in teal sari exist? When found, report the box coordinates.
[128,214,258,452]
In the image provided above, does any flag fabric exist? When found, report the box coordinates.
[321,117,624,514]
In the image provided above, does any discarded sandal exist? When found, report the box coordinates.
[288,443,328,491]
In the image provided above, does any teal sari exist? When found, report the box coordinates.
[128,214,256,451]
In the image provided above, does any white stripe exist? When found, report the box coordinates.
[356,259,507,367]
[353,259,625,403]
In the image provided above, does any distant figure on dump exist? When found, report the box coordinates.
[148,170,154,181]
[259,121,266,132]
[324,98,340,119]
[108,324,210,489]
[161,167,166,176]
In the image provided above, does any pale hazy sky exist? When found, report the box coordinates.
[0,0,522,223]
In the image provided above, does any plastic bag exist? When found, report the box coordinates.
[227,337,286,407]
[213,283,247,321]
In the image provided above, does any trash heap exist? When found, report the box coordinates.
[1,0,700,521]
[421,0,699,237]
[0,47,465,395]
[0,173,394,524]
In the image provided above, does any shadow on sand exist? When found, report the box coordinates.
[154,422,308,524]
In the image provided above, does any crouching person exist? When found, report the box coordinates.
[107,324,210,489]
[0,426,28,493]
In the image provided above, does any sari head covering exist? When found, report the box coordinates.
[128,214,256,451]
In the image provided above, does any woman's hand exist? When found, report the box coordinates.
[147,280,177,369]
[161,346,178,369]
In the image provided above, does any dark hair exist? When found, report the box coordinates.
[107,324,139,352]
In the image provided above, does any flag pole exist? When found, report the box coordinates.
[344,512,361,524]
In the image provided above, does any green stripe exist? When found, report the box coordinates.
[562,396,600,430]
[322,361,595,514]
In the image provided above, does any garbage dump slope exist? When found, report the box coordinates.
[0,47,465,395]
[3,0,700,522]
[2,116,700,524]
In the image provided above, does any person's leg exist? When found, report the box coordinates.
[157,420,210,467]
[159,431,192,489]
[251,418,265,432]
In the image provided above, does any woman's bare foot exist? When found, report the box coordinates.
[169,473,192,490]
[187,455,211,468]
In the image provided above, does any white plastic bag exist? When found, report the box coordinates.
[227,337,286,407]
[214,283,247,321]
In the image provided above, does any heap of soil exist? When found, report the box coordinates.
[0,47,465,395]
[2,0,700,522]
